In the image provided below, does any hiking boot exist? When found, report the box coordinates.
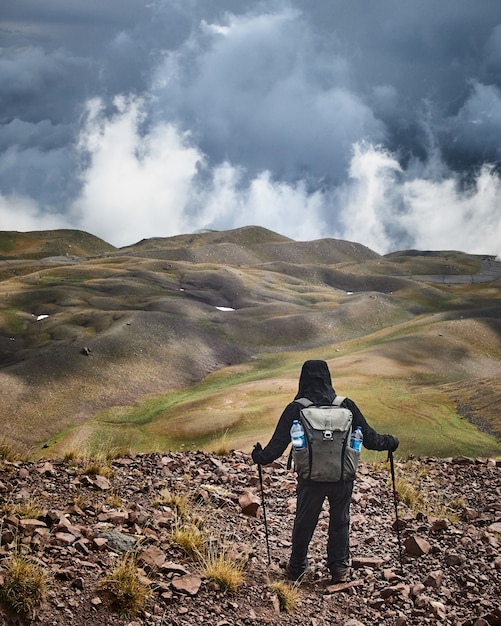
[285,564,308,581]
[330,568,350,584]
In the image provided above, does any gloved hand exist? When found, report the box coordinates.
[251,442,263,464]
[387,435,399,452]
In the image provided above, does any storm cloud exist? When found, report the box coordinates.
[1,0,501,255]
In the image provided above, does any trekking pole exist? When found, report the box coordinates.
[257,462,272,565]
[388,450,404,576]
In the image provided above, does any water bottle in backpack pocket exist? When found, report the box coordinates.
[290,420,306,450]
[350,426,363,452]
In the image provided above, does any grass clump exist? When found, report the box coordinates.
[199,540,246,593]
[394,461,461,523]
[0,555,52,614]
[153,489,191,522]
[80,459,114,478]
[165,496,247,593]
[171,519,206,557]
[269,580,300,613]
[213,429,231,456]
[1,498,43,519]
[99,552,150,619]
[0,437,21,462]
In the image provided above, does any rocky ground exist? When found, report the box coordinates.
[0,451,500,626]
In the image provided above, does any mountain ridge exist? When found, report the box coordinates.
[0,226,500,460]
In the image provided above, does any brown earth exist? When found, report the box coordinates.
[0,451,499,625]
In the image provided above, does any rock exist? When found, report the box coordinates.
[92,475,112,490]
[488,522,501,533]
[352,556,384,569]
[96,530,136,552]
[93,537,108,550]
[423,570,443,588]
[161,561,190,576]
[404,535,431,556]
[445,552,464,566]
[429,600,447,620]
[140,545,166,571]
[464,508,479,520]
[37,461,56,475]
[54,531,77,545]
[238,490,260,517]
[430,518,448,531]
[326,579,364,593]
[19,518,47,531]
[171,574,202,596]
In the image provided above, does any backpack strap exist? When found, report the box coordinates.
[295,398,313,408]
[296,396,346,407]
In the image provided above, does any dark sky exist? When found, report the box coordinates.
[1,0,501,254]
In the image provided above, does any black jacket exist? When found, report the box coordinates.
[252,359,398,466]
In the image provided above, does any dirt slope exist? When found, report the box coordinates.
[0,226,500,456]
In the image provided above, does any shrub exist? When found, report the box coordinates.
[80,460,114,478]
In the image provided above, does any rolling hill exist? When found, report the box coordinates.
[0,226,500,460]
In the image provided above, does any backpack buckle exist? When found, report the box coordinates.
[323,430,333,440]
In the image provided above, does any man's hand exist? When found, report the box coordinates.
[388,435,399,452]
[252,442,263,464]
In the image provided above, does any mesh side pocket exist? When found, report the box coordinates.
[343,446,360,480]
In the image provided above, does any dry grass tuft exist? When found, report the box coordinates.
[269,580,300,612]
[154,490,190,520]
[394,462,461,523]
[79,459,114,478]
[0,555,52,614]
[199,540,246,593]
[99,552,151,619]
[165,497,247,592]
[213,429,231,457]
[0,438,21,462]
[1,498,43,519]
[170,520,206,557]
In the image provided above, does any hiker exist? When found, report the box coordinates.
[251,359,399,583]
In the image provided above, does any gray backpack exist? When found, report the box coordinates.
[290,396,360,481]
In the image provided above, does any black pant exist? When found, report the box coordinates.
[289,479,354,576]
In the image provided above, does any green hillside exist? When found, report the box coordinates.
[0,226,499,461]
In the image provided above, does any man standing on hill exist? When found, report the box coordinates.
[252,359,399,583]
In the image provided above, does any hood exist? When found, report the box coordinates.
[294,359,336,405]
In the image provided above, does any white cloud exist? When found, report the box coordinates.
[336,143,501,257]
[71,96,204,246]
[0,192,69,232]
[335,143,403,253]
[401,164,501,256]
